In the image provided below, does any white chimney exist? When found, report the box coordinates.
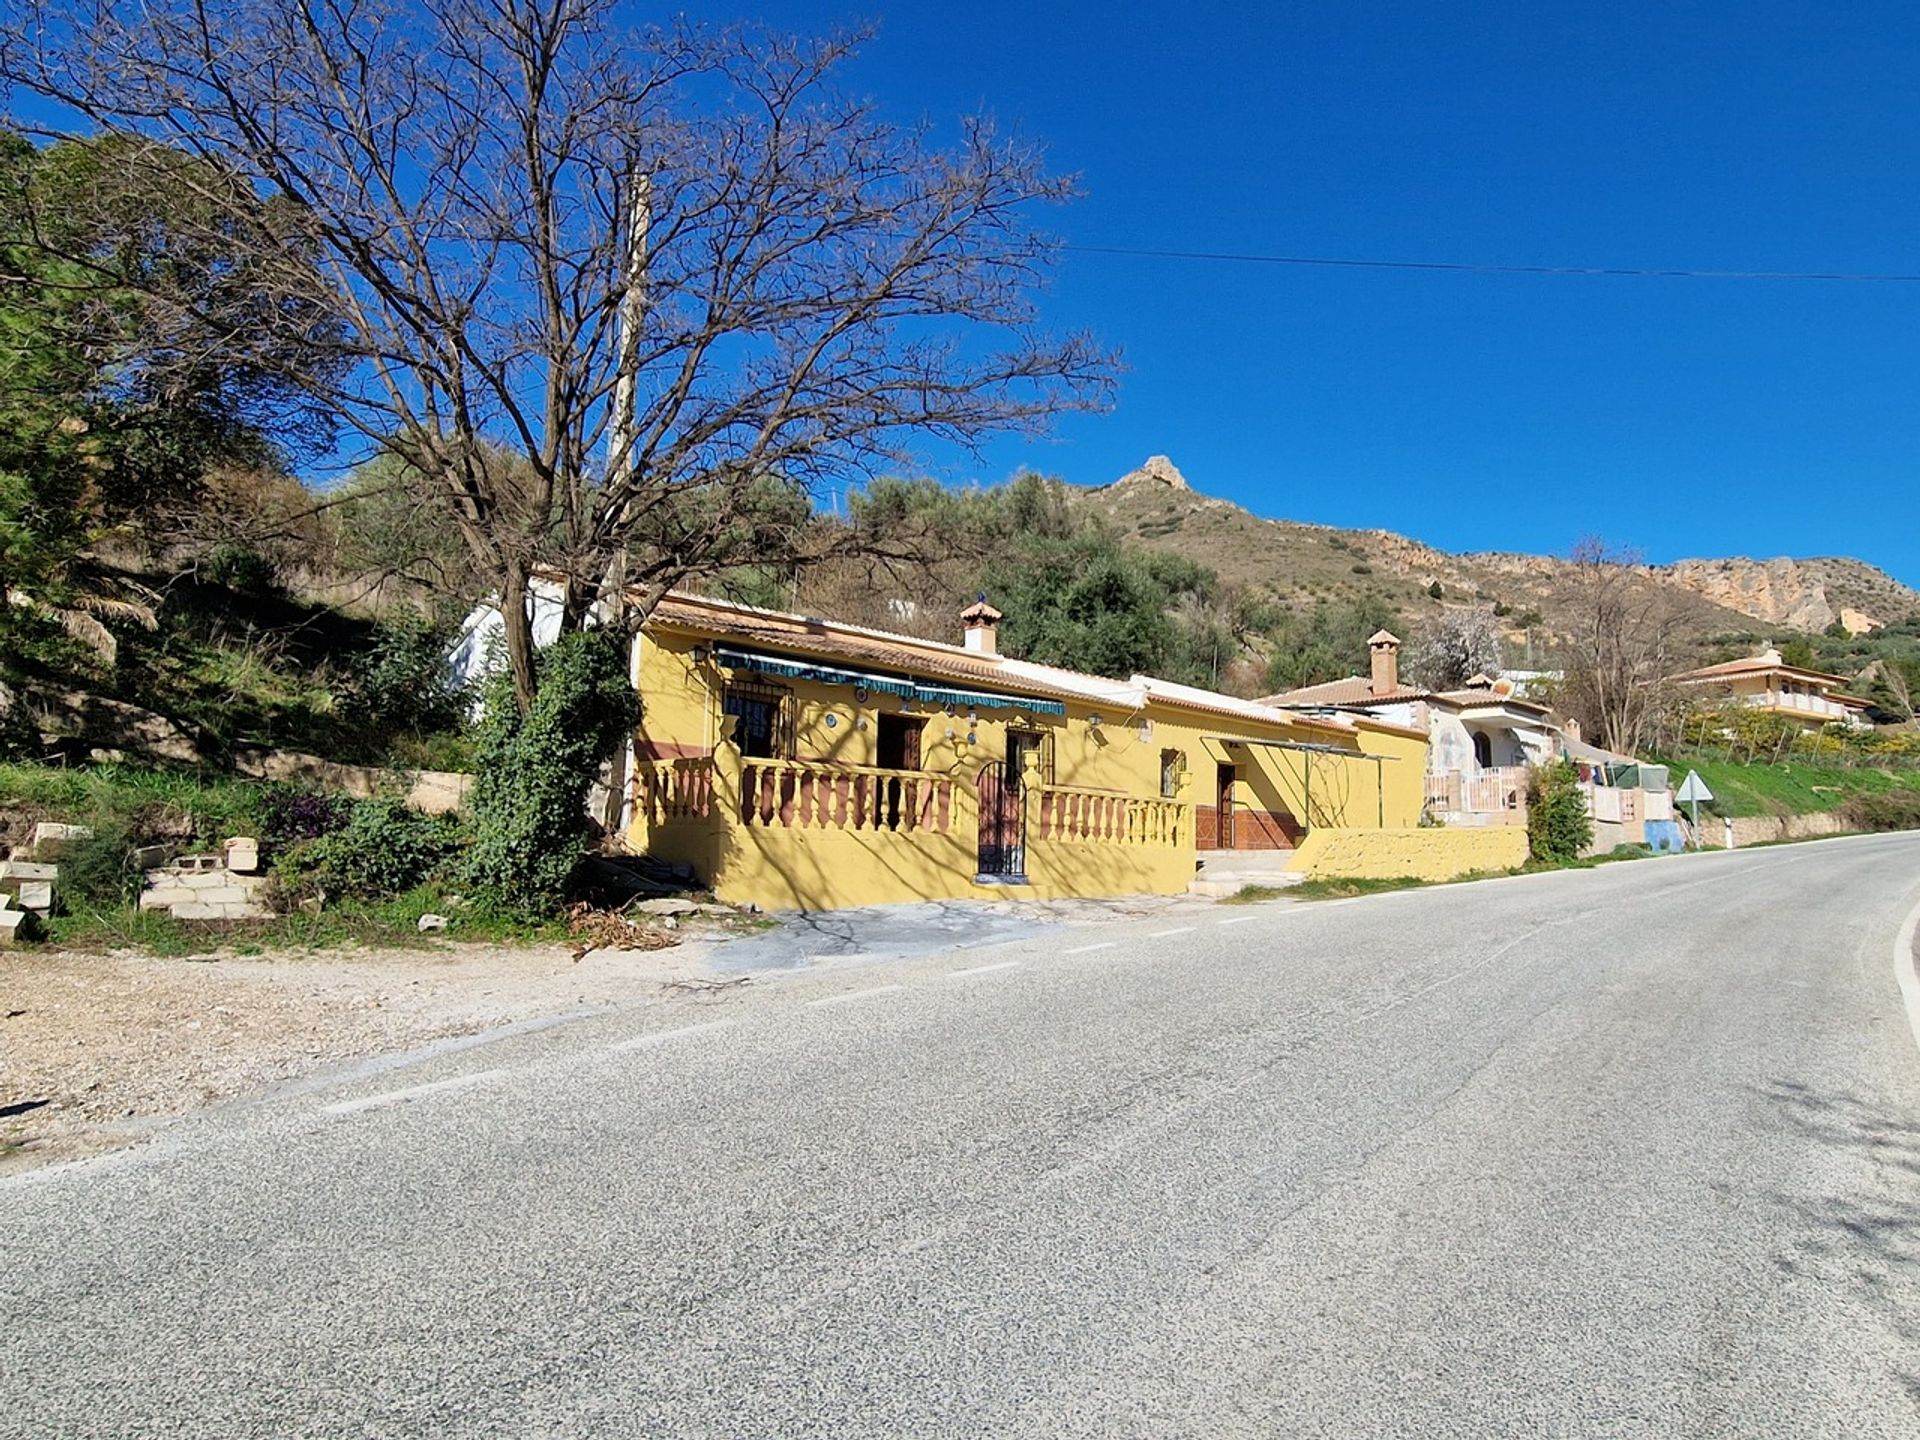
[961,597,1003,655]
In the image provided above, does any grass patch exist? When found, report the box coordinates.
[0,761,269,850]
[1219,883,1303,904]
[44,887,570,956]
[1650,753,1920,819]
[1287,874,1434,901]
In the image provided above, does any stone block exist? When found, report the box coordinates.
[131,844,171,870]
[17,880,54,914]
[197,886,250,906]
[172,900,268,921]
[175,854,222,873]
[0,860,58,883]
[0,908,32,945]
[223,837,260,874]
[29,822,93,858]
[138,889,176,912]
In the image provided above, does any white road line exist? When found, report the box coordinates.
[1216,916,1258,926]
[1063,942,1118,955]
[807,984,904,1008]
[949,960,1021,978]
[1895,894,1920,1056]
[1148,926,1196,938]
[320,1069,507,1116]
[607,1018,735,1053]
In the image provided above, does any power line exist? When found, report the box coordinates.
[1062,242,1920,283]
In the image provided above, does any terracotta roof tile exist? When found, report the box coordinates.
[1257,675,1431,707]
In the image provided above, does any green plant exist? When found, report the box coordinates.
[337,612,472,741]
[1526,760,1593,864]
[291,798,462,898]
[1221,884,1297,904]
[201,544,279,595]
[461,631,637,911]
[50,814,142,909]
[1427,580,1445,600]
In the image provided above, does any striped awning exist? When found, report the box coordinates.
[712,646,1065,716]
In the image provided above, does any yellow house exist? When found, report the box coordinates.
[1670,647,1872,732]
[624,592,1441,910]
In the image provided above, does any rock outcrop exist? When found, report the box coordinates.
[1107,454,1190,491]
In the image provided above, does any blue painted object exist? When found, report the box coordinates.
[1644,819,1686,854]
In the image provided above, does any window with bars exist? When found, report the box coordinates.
[722,680,793,759]
[1160,748,1185,798]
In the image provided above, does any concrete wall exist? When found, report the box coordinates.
[1286,826,1529,881]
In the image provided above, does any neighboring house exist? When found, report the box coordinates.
[1563,737,1681,854]
[1261,631,1563,827]
[624,593,1430,910]
[1669,647,1872,732]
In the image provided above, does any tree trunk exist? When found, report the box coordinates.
[499,562,539,714]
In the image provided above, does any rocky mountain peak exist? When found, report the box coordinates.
[1111,454,1189,491]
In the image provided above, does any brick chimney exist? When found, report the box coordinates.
[961,596,1003,656]
[1368,629,1401,695]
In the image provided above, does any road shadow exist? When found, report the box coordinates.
[1754,1077,1920,1404]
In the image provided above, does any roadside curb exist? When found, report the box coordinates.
[1895,895,1920,1060]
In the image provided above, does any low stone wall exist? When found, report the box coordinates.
[232,749,471,815]
[1287,826,1529,881]
[1688,810,1853,849]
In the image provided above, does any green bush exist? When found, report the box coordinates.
[52,814,141,910]
[337,613,472,741]
[291,798,462,898]
[201,543,279,595]
[1527,760,1593,864]
[1843,789,1920,833]
[461,630,637,911]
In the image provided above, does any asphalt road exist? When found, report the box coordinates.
[5,835,1920,1438]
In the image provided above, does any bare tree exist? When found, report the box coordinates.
[2,1,1113,705]
[1557,539,1687,755]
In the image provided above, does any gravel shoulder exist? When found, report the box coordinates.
[0,894,1177,1176]
[0,935,726,1175]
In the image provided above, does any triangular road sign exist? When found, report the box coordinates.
[1675,771,1713,805]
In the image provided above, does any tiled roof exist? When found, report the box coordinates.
[1434,686,1553,715]
[646,592,1349,735]
[1257,675,1431,707]
[1671,653,1857,688]
[647,595,1087,708]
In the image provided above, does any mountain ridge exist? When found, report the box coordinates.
[1075,455,1920,644]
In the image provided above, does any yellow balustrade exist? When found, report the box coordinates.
[1028,784,1188,847]
[737,757,954,834]
[632,757,715,825]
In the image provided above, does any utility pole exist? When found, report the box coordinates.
[600,170,651,843]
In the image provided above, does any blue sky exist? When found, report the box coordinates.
[699,1,1920,583]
